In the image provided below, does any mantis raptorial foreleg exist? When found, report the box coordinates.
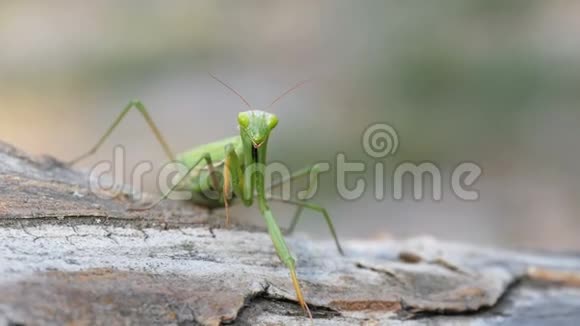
[223,143,245,224]
[68,101,175,165]
[222,143,312,318]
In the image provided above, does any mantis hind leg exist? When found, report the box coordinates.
[265,164,344,255]
[285,205,305,236]
[68,100,175,165]
[266,164,320,230]
[270,196,344,256]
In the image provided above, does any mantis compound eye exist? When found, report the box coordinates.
[237,112,250,129]
[267,115,279,130]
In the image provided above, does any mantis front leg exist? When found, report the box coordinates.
[223,145,313,319]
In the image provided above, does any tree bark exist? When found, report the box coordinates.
[0,141,579,326]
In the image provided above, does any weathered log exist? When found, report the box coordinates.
[0,141,579,325]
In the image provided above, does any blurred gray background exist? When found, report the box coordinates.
[1,1,579,250]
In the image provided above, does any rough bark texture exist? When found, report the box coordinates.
[0,141,579,326]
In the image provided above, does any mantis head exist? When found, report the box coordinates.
[209,73,310,148]
[238,110,278,148]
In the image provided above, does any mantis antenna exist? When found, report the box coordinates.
[209,73,311,111]
[208,73,253,109]
[265,78,312,110]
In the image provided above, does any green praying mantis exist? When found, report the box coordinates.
[69,74,344,319]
